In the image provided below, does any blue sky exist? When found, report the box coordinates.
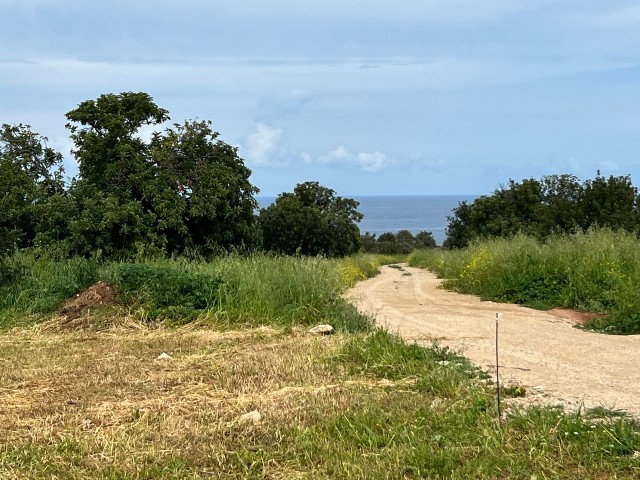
[1,1,639,196]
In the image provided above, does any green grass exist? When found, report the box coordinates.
[408,229,640,334]
[2,324,639,479]
[1,250,640,477]
[0,251,99,326]
[0,252,371,332]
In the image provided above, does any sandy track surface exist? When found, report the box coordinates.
[346,264,640,417]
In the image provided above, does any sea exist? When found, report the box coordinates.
[257,195,478,246]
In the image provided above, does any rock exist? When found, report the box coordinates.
[308,324,334,335]
[81,418,94,430]
[238,410,262,425]
[157,352,172,360]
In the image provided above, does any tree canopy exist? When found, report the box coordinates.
[444,173,640,248]
[259,181,363,257]
[1,92,259,259]
[0,124,65,255]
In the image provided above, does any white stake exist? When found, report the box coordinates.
[495,312,502,424]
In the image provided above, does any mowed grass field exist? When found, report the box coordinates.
[0,252,639,478]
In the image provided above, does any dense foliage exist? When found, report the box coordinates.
[1,92,370,260]
[362,229,437,254]
[0,252,372,330]
[410,229,640,334]
[1,92,259,260]
[444,173,640,248]
[259,181,363,257]
[63,93,259,257]
[0,124,65,255]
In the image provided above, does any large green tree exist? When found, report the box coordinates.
[149,120,259,253]
[64,92,258,257]
[582,173,638,231]
[259,181,363,257]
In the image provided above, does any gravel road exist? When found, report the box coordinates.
[346,264,640,417]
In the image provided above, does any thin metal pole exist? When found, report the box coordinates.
[496,312,502,424]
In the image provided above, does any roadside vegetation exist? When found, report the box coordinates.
[0,252,380,331]
[444,173,639,249]
[1,253,640,478]
[409,229,640,334]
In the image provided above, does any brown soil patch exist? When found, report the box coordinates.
[548,307,606,325]
[60,281,114,321]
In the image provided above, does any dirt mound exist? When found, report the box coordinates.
[60,281,114,321]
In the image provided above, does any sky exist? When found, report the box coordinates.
[1,1,639,196]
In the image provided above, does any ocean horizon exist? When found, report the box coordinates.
[257,195,478,246]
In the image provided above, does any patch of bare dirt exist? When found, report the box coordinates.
[346,264,640,417]
[60,281,114,321]
[547,307,606,325]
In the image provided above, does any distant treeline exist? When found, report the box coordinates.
[3,91,639,260]
[361,230,436,254]
[444,173,640,248]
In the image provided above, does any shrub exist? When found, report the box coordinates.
[104,261,224,319]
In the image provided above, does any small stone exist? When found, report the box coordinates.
[157,352,172,360]
[81,418,94,430]
[308,324,334,335]
[532,385,544,393]
[238,410,262,425]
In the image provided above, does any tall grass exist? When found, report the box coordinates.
[331,252,406,288]
[186,254,370,330]
[408,229,640,333]
[0,252,372,332]
[0,251,99,327]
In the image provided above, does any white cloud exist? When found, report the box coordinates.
[244,123,286,166]
[356,152,389,172]
[318,146,393,172]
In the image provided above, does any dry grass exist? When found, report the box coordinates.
[0,320,413,479]
[2,317,639,479]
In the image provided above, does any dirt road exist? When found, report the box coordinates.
[346,264,640,417]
